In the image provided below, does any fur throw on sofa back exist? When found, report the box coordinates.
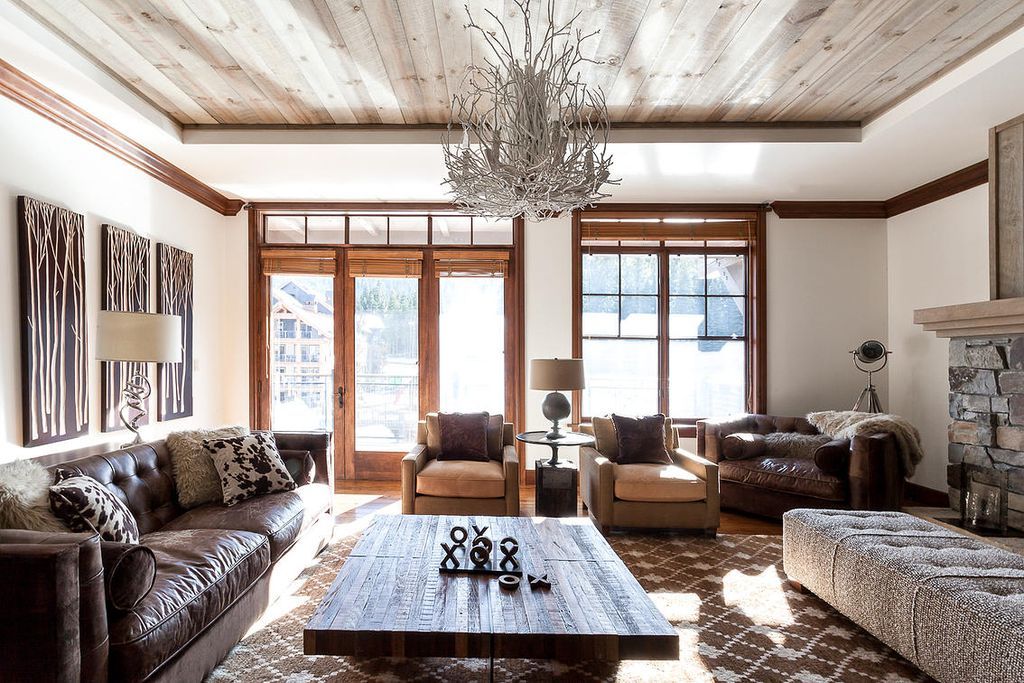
[807,410,923,477]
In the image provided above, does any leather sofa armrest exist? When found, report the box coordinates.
[0,530,108,683]
[580,446,614,525]
[274,431,333,490]
[502,445,520,516]
[849,432,904,511]
[401,444,429,514]
[697,415,753,463]
[673,449,721,533]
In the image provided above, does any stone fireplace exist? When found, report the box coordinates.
[947,337,1024,528]
[914,112,1024,530]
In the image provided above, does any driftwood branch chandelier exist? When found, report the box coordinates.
[442,0,617,221]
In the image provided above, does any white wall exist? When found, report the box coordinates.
[522,215,574,467]
[0,95,248,462]
[766,215,890,416]
[886,186,990,490]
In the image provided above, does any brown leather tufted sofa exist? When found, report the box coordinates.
[697,415,903,519]
[0,431,333,683]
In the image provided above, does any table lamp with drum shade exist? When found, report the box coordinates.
[529,358,586,440]
[96,311,182,446]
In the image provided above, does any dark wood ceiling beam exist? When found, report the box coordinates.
[0,58,243,216]
[770,160,989,219]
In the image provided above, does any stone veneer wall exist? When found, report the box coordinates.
[947,337,1024,529]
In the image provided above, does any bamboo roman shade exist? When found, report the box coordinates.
[579,209,758,242]
[261,249,336,275]
[433,250,510,277]
[347,250,423,277]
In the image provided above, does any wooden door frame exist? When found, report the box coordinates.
[248,205,525,486]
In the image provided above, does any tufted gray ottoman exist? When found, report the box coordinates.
[783,509,1024,683]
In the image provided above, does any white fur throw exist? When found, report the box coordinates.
[168,425,249,509]
[807,411,923,476]
[0,459,68,532]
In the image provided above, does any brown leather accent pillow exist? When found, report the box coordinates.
[610,414,674,465]
[814,438,852,476]
[280,449,315,485]
[437,412,491,461]
[721,432,767,460]
[100,541,156,611]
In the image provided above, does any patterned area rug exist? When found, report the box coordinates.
[208,521,931,683]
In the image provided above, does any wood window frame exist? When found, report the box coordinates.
[571,204,767,438]
[248,203,525,485]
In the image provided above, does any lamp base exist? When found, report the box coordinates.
[118,372,152,448]
[541,391,571,441]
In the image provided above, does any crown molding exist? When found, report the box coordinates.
[770,160,988,219]
[0,58,243,216]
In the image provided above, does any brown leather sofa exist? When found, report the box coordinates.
[0,431,333,683]
[698,414,903,519]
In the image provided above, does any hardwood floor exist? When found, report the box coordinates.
[334,481,782,535]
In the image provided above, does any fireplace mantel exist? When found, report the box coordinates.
[914,298,1024,338]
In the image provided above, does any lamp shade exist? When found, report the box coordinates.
[529,358,585,391]
[95,311,182,363]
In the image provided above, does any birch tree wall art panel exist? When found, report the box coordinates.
[101,225,150,432]
[157,243,193,420]
[17,196,89,446]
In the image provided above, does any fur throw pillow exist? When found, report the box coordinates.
[168,425,249,509]
[764,432,831,460]
[49,468,139,543]
[0,459,67,532]
[203,432,296,506]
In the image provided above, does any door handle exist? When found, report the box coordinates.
[337,386,345,408]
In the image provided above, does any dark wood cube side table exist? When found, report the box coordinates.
[535,461,579,517]
[515,431,595,518]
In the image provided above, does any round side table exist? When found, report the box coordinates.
[516,431,596,518]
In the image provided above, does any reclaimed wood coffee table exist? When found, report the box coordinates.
[305,514,678,668]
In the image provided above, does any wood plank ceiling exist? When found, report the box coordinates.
[14,0,1024,127]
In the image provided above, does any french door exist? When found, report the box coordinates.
[253,220,523,484]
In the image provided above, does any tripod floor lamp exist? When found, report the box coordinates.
[96,311,182,446]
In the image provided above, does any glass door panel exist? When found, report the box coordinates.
[269,275,335,431]
[439,277,505,414]
[354,277,419,451]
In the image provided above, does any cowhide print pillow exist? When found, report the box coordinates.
[203,432,296,506]
[49,468,140,544]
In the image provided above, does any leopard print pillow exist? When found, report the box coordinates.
[203,432,296,506]
[49,468,140,544]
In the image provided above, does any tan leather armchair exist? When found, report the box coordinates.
[401,416,520,516]
[579,417,720,536]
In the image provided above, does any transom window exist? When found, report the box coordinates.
[574,207,765,432]
[263,212,513,246]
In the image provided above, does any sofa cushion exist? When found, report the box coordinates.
[160,489,309,561]
[721,432,766,460]
[293,483,333,529]
[203,432,296,506]
[611,414,674,465]
[720,457,845,501]
[167,425,249,509]
[613,463,706,503]
[280,449,315,486]
[109,529,269,682]
[49,468,140,543]
[416,460,505,499]
[436,412,491,461]
[763,432,831,460]
[592,415,677,461]
[814,438,851,475]
[100,542,156,611]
